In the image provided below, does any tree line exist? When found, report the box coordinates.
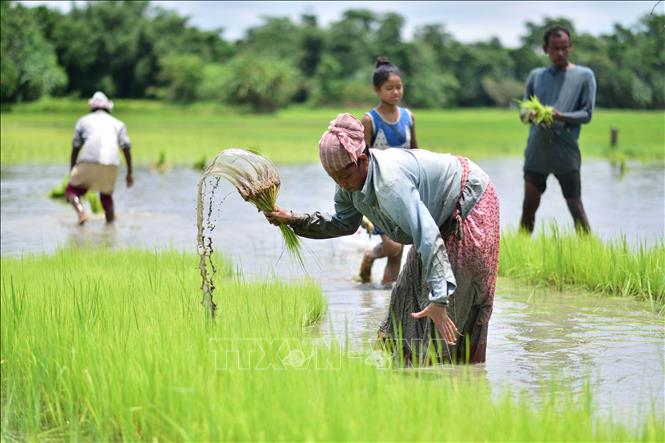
[1,1,663,111]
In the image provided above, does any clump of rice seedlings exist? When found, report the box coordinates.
[193,155,207,171]
[203,148,304,267]
[500,225,665,307]
[48,174,68,198]
[85,192,102,214]
[516,96,555,127]
[48,174,101,214]
[151,150,169,173]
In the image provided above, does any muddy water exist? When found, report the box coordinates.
[1,158,663,425]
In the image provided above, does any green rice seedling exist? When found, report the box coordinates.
[2,248,662,441]
[151,150,169,173]
[203,148,304,267]
[500,224,665,307]
[48,174,68,199]
[193,155,207,171]
[85,192,102,214]
[48,174,102,214]
[516,96,555,127]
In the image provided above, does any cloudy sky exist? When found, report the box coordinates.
[22,1,662,47]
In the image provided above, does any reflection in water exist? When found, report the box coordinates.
[486,282,664,427]
[66,221,117,250]
[1,159,664,426]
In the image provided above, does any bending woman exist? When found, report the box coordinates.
[265,114,500,364]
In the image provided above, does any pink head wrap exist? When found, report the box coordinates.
[318,113,366,175]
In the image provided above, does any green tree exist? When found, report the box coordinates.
[151,54,205,103]
[326,10,378,75]
[405,43,459,108]
[308,54,345,106]
[224,55,300,112]
[410,24,463,107]
[32,1,232,99]
[373,12,409,71]
[5,3,663,109]
[238,17,302,63]
[0,2,66,102]
[597,15,665,108]
[508,46,545,81]
[413,24,463,68]
[454,38,516,106]
[199,63,231,103]
[480,76,524,107]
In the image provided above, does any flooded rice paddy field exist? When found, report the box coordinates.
[1,157,663,425]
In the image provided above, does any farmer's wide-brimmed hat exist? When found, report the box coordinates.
[88,91,114,111]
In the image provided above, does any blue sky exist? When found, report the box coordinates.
[22,1,662,47]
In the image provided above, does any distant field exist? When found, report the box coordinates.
[1,99,663,165]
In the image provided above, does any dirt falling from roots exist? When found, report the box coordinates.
[197,175,222,320]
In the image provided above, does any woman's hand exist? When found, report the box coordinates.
[264,206,294,226]
[411,303,459,345]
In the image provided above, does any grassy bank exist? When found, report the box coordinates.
[1,98,663,165]
[2,248,662,441]
[499,227,665,309]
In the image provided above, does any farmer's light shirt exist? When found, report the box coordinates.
[523,65,596,175]
[291,148,489,305]
[73,110,131,166]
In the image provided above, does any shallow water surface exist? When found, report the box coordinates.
[1,158,663,425]
[2,158,662,256]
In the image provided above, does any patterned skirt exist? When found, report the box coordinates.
[379,183,500,364]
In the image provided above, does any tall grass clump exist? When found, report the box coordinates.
[500,225,665,308]
[202,148,303,267]
[2,248,663,441]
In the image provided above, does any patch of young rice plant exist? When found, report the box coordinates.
[1,249,662,441]
[500,225,665,307]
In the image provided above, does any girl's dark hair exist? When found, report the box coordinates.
[372,56,401,88]
[543,25,571,47]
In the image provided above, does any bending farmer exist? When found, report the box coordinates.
[520,25,596,233]
[65,91,133,224]
[265,114,500,364]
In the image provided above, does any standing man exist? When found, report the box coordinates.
[519,25,596,233]
[65,91,133,224]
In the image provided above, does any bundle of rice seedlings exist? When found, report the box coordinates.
[516,95,555,127]
[49,174,101,214]
[48,175,68,199]
[86,193,102,214]
[203,148,304,267]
